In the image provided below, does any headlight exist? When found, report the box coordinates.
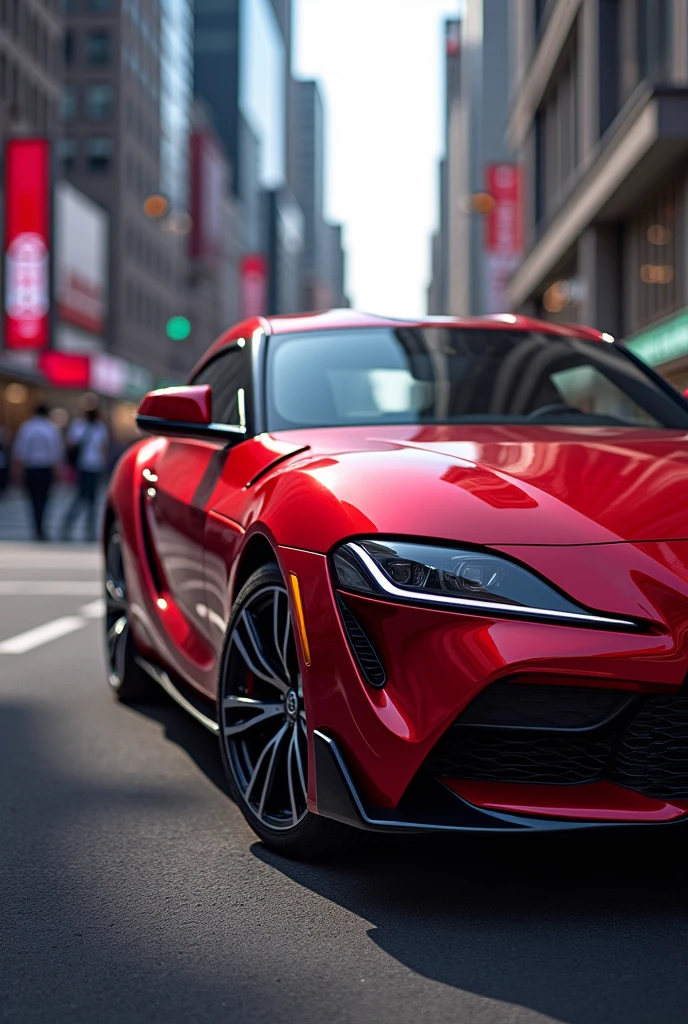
[332,539,635,628]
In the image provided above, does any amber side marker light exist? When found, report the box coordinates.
[289,573,312,667]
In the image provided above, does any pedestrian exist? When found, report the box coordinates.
[61,406,109,542]
[11,402,64,541]
[0,425,9,498]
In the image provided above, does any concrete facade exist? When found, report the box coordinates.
[507,0,688,387]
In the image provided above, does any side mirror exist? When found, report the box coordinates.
[136,385,246,443]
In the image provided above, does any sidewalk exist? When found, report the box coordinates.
[0,485,106,543]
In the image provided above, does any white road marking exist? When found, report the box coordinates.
[0,616,87,655]
[0,595,105,655]
[0,581,101,596]
[79,598,105,619]
[0,550,100,570]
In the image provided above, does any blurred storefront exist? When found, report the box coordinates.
[625,308,688,392]
[0,157,153,443]
[0,351,154,442]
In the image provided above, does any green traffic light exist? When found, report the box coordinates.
[166,316,191,341]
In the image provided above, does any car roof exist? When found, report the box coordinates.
[194,308,609,375]
[263,308,607,342]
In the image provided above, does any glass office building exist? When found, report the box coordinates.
[160,0,194,212]
[195,0,286,204]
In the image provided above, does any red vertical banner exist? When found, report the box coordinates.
[240,254,267,318]
[484,164,522,313]
[4,138,51,349]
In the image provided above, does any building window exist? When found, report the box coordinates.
[537,37,578,228]
[534,0,552,37]
[638,0,672,82]
[627,179,680,334]
[57,137,77,173]
[64,30,75,65]
[86,135,113,171]
[85,83,113,120]
[86,29,111,64]
[598,0,620,137]
[61,83,77,122]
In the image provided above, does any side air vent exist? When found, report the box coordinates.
[336,595,386,688]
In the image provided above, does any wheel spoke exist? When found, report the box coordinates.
[286,728,299,825]
[245,723,288,803]
[234,609,289,694]
[222,581,308,831]
[223,696,284,737]
[258,726,289,817]
[293,726,307,800]
[272,588,291,680]
[105,578,126,609]
[107,616,127,656]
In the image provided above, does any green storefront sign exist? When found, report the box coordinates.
[625,308,688,367]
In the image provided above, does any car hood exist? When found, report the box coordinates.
[275,424,688,546]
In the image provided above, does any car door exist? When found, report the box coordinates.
[144,339,253,690]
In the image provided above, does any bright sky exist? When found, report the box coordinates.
[294,0,460,318]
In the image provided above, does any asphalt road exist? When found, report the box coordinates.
[2,542,688,1024]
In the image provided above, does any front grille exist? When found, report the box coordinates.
[458,681,634,731]
[609,697,688,799]
[425,684,688,801]
[427,731,613,784]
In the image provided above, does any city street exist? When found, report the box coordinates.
[0,543,687,1024]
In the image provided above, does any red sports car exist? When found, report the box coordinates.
[104,310,688,858]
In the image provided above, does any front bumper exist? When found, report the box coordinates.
[278,542,688,826]
[314,731,688,832]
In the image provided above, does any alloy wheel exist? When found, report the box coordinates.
[105,529,130,690]
[221,584,308,831]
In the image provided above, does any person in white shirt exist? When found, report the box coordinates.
[61,406,109,542]
[0,425,9,497]
[12,403,65,541]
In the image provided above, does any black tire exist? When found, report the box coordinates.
[104,521,158,704]
[217,563,360,860]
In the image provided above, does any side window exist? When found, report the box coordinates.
[192,347,252,427]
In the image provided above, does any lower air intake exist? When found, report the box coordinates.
[425,683,688,801]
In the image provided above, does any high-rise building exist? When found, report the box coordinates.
[326,223,349,308]
[428,3,519,316]
[290,78,328,308]
[194,0,288,253]
[0,1,62,140]
[160,0,193,215]
[427,21,459,316]
[188,100,242,349]
[63,0,194,388]
[506,0,688,390]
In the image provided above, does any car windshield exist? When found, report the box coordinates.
[266,327,688,431]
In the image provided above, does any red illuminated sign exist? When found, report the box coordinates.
[240,255,268,318]
[57,271,105,335]
[486,164,522,256]
[38,351,90,389]
[4,139,51,349]
[484,164,523,314]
